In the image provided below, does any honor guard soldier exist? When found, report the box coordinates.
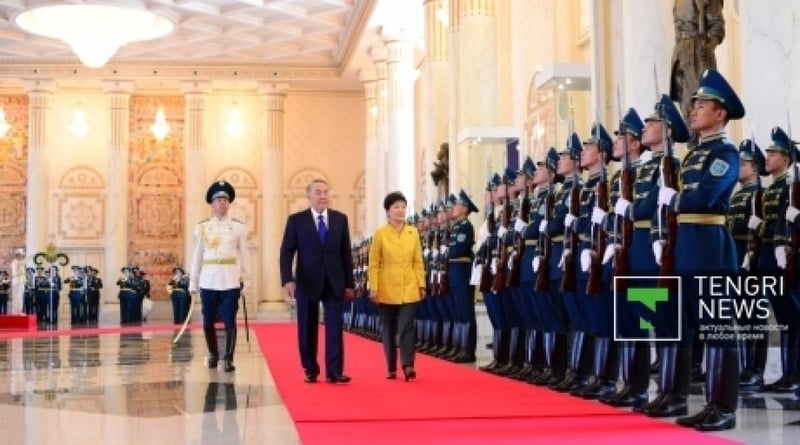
[528,148,570,387]
[551,133,594,393]
[117,265,139,324]
[65,265,87,325]
[432,196,457,359]
[419,208,441,352]
[0,270,9,314]
[728,139,768,392]
[574,121,620,400]
[477,173,510,372]
[756,127,800,393]
[446,189,479,363]
[24,266,37,317]
[86,266,102,324]
[135,268,150,321]
[189,180,252,373]
[598,107,652,407]
[657,69,745,431]
[510,157,544,380]
[169,266,191,324]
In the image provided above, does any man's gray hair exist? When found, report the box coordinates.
[306,178,328,194]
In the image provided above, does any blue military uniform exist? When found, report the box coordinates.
[117,265,140,324]
[661,69,745,431]
[169,266,191,324]
[758,128,800,393]
[0,270,9,315]
[727,139,768,391]
[87,266,102,324]
[65,265,88,325]
[446,189,478,363]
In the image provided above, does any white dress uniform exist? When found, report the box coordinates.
[189,216,252,292]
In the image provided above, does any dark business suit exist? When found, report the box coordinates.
[279,208,355,379]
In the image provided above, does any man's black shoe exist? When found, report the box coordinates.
[304,373,318,383]
[326,374,352,383]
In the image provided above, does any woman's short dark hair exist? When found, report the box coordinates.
[383,191,407,211]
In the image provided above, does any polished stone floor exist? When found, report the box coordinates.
[0,305,797,445]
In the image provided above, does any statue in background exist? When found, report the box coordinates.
[670,0,725,119]
[430,142,449,196]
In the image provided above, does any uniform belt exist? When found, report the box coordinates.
[172,288,187,292]
[448,257,471,263]
[551,235,564,242]
[634,220,651,229]
[203,257,237,265]
[120,288,134,291]
[524,240,538,246]
[579,235,590,242]
[733,234,753,241]
[678,214,726,225]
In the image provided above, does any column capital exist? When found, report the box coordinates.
[257,82,290,95]
[358,68,376,83]
[100,80,135,94]
[180,80,213,94]
[369,45,387,63]
[380,24,417,44]
[21,79,55,94]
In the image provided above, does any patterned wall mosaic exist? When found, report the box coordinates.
[0,95,28,271]
[128,96,185,300]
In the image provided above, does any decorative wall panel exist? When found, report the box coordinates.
[0,95,28,269]
[56,166,105,243]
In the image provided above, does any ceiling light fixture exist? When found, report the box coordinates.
[150,107,170,141]
[15,4,174,68]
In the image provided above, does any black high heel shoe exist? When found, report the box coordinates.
[387,371,397,380]
[403,366,416,382]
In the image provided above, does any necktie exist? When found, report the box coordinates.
[317,214,328,244]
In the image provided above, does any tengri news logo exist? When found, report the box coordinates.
[613,276,682,342]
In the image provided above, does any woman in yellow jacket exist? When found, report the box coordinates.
[368,191,426,381]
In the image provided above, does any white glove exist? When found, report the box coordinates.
[652,240,665,266]
[241,285,250,296]
[580,249,592,272]
[490,258,498,275]
[532,256,541,273]
[591,207,607,225]
[786,206,800,223]
[775,246,787,269]
[514,218,527,233]
[564,214,577,229]
[658,187,677,206]
[741,251,752,271]
[602,243,620,264]
[507,252,516,270]
[188,283,198,294]
[614,198,631,217]
[539,220,548,234]
[423,248,431,258]
[439,245,448,255]
[558,248,571,270]
[498,226,508,238]
[747,215,763,231]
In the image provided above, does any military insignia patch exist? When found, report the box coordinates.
[457,233,467,242]
[709,159,730,177]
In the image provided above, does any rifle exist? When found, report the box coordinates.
[437,220,451,295]
[615,120,634,291]
[658,100,679,288]
[587,141,608,296]
[535,171,555,292]
[560,150,580,293]
[479,185,496,292]
[746,132,764,273]
[492,183,512,292]
[508,179,530,287]
[786,116,799,287]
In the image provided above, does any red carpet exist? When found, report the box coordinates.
[254,323,741,444]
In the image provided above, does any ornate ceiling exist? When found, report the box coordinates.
[0,0,394,92]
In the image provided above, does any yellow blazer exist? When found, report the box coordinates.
[368,224,426,304]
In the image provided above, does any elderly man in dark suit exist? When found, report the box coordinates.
[280,178,356,384]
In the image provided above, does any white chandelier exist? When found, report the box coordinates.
[15,4,174,68]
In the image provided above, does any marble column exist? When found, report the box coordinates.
[22,80,55,254]
[740,0,799,145]
[259,82,289,309]
[180,82,211,273]
[370,46,389,224]
[360,71,380,235]
[615,0,674,117]
[383,27,417,210]
[101,80,134,305]
[423,0,450,203]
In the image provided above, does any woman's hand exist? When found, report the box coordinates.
[419,287,426,299]
[369,291,378,302]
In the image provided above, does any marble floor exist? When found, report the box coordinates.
[0,305,797,445]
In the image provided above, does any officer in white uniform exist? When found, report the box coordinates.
[189,180,252,373]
